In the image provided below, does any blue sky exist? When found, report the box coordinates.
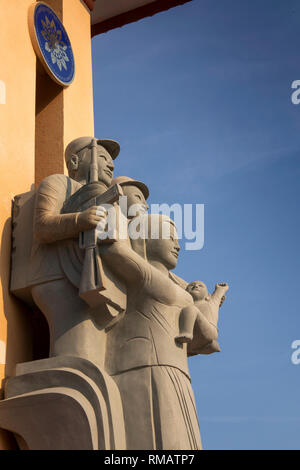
[92,0,300,450]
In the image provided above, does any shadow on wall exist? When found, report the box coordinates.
[0,428,19,450]
[0,216,49,384]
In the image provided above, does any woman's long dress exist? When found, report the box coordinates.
[102,241,202,450]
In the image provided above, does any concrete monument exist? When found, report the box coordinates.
[0,136,229,450]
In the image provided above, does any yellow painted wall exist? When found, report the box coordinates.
[0,0,37,449]
[0,0,95,372]
[63,0,94,155]
[0,0,37,380]
[35,0,94,185]
[0,0,94,448]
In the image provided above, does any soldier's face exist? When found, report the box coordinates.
[78,145,114,185]
[95,146,114,186]
[122,185,148,218]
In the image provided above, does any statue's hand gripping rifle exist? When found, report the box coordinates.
[62,138,124,310]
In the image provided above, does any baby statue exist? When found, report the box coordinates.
[176,281,229,344]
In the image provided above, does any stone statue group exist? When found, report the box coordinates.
[2,136,229,450]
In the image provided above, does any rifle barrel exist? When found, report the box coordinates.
[89,138,98,183]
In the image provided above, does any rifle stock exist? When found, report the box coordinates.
[78,183,124,305]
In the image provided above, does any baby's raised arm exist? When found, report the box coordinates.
[211,283,229,306]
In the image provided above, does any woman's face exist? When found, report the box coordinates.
[146,221,180,270]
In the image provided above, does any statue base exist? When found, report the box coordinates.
[0,356,126,450]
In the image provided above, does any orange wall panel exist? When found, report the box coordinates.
[35,0,94,185]
[0,0,37,448]
[0,0,94,448]
[0,0,36,377]
[63,0,95,161]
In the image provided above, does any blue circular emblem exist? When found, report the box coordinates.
[32,3,75,86]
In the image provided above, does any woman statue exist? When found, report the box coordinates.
[99,214,221,450]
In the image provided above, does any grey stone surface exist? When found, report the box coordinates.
[13,355,126,450]
[0,388,97,450]
[30,138,126,363]
[100,214,203,449]
[3,356,125,449]
[4,136,230,450]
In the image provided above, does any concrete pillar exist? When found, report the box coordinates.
[35,0,94,185]
[0,0,37,384]
[0,0,95,448]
